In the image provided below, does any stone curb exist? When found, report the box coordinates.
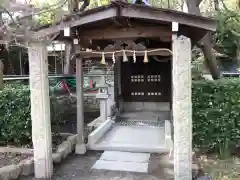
[0,147,33,155]
[0,134,78,180]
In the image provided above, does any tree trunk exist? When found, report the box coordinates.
[0,60,4,90]
[186,0,220,79]
[68,0,79,12]
[201,34,220,79]
[0,13,3,89]
[214,0,219,11]
[237,40,240,71]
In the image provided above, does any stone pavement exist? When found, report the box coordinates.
[19,151,173,180]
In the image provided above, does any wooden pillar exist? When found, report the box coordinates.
[172,22,192,180]
[75,56,86,154]
[114,57,122,113]
[63,0,78,74]
[114,58,119,110]
[64,41,73,74]
[28,42,53,178]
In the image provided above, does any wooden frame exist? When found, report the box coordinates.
[80,26,171,40]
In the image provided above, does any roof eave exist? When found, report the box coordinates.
[34,2,216,39]
[119,4,216,32]
[34,6,117,38]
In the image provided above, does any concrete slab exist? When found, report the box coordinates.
[92,151,150,173]
[100,151,150,163]
[88,125,168,153]
[92,160,149,173]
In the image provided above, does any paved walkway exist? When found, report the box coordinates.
[19,151,173,180]
[90,125,166,153]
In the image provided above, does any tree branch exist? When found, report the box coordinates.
[0,5,16,24]
[219,0,228,10]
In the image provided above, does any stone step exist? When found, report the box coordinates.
[100,151,150,162]
[91,151,150,173]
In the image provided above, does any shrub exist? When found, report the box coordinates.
[0,84,75,145]
[193,79,240,158]
[0,85,31,145]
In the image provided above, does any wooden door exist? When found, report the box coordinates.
[121,57,171,102]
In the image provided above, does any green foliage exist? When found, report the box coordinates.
[34,0,66,26]
[0,84,72,145]
[193,79,240,159]
[216,9,240,61]
[37,11,55,26]
[0,85,31,145]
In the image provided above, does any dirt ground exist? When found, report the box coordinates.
[16,151,240,180]
[199,155,240,180]
[19,151,173,180]
[0,135,68,169]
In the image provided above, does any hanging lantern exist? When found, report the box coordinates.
[143,51,148,63]
[123,50,128,62]
[112,52,115,64]
[133,50,136,63]
[101,52,106,64]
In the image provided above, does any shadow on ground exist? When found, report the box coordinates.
[19,151,173,180]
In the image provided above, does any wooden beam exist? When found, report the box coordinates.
[34,7,117,38]
[80,26,171,40]
[121,6,216,31]
[76,49,172,58]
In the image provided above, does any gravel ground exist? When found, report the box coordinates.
[19,151,173,180]
[0,153,32,168]
[116,119,164,127]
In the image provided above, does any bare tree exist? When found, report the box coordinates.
[0,0,71,86]
[186,0,220,79]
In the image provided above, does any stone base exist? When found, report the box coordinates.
[75,144,87,154]
[159,151,200,179]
